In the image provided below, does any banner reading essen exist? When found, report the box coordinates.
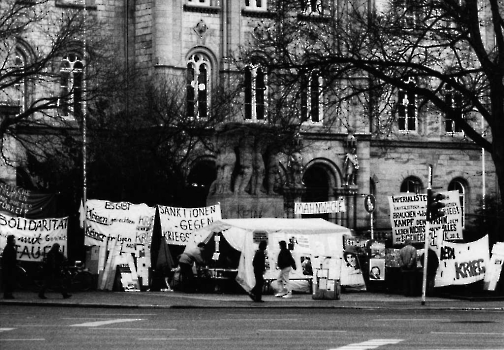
[158,204,221,245]
[435,235,489,287]
[0,213,68,261]
[82,200,155,253]
[388,191,462,245]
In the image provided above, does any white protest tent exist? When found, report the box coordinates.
[184,218,352,292]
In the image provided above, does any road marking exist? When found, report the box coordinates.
[375,318,448,322]
[137,337,230,341]
[219,318,298,321]
[258,329,346,333]
[0,338,45,342]
[432,331,504,336]
[69,318,142,327]
[329,339,403,350]
[0,328,14,332]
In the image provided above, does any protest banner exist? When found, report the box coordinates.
[435,235,489,287]
[483,242,504,291]
[0,183,58,218]
[388,191,462,245]
[294,199,346,215]
[158,204,221,245]
[0,213,68,262]
[81,200,155,254]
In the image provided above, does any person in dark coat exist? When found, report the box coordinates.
[249,240,267,302]
[275,240,296,298]
[38,243,71,299]
[1,235,17,299]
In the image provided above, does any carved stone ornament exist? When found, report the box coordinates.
[193,19,208,37]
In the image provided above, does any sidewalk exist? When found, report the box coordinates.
[2,290,503,311]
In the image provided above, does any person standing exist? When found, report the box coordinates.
[178,242,206,292]
[249,240,267,302]
[38,243,71,299]
[1,235,17,299]
[399,239,418,296]
[275,240,296,298]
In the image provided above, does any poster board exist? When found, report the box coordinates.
[388,191,462,245]
[0,213,68,261]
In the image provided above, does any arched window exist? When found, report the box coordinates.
[301,70,323,123]
[397,78,417,132]
[448,179,466,228]
[14,50,27,113]
[59,53,84,118]
[187,53,210,119]
[244,64,267,121]
[444,84,463,134]
[400,176,422,194]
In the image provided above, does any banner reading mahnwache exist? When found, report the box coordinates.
[435,235,489,287]
[0,213,68,262]
[81,200,155,254]
[158,204,221,245]
[388,191,462,245]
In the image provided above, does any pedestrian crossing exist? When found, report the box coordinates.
[329,339,403,350]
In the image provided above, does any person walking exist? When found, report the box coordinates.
[249,240,267,302]
[399,239,418,296]
[38,243,71,299]
[1,235,17,299]
[275,240,296,298]
[178,242,207,292]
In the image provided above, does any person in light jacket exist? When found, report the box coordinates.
[275,240,296,298]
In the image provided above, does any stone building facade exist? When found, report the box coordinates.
[2,0,498,244]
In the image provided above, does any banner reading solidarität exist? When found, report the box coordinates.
[81,200,155,254]
[158,204,221,245]
[0,213,68,261]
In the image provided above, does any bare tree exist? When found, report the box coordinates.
[0,0,109,185]
[240,0,504,240]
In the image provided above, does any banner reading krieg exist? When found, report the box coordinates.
[435,235,489,287]
[158,204,221,245]
[0,213,68,262]
[388,191,462,245]
[82,200,155,253]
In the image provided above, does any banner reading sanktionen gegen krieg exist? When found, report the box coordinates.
[81,200,155,254]
[158,204,221,245]
[388,191,463,245]
[435,235,490,287]
[0,213,68,262]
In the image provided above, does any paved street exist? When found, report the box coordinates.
[1,304,503,350]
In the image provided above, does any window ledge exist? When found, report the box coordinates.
[241,9,276,18]
[297,13,331,23]
[184,5,220,14]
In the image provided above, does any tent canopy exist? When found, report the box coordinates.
[186,218,353,292]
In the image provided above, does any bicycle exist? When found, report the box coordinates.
[33,260,94,293]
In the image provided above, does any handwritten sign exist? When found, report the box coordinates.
[0,213,68,261]
[435,235,489,287]
[388,191,463,245]
[81,200,155,254]
[158,204,221,245]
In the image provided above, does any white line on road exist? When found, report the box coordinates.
[137,337,230,341]
[0,338,45,341]
[328,339,403,350]
[0,328,14,332]
[375,319,448,322]
[69,318,143,327]
[432,331,504,336]
[93,328,176,331]
[218,318,298,321]
[258,329,346,333]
